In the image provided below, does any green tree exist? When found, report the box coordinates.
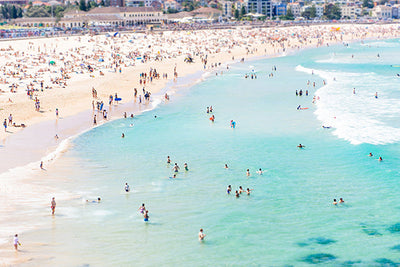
[1,4,23,19]
[79,0,87,11]
[240,5,246,17]
[324,3,341,20]
[280,7,294,20]
[301,9,311,19]
[25,6,51,17]
[88,0,98,9]
[363,0,374,8]
[234,8,239,19]
[167,7,178,13]
[309,5,317,18]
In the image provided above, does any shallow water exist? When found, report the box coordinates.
[11,39,400,266]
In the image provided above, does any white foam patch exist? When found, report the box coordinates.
[361,41,400,48]
[296,65,400,145]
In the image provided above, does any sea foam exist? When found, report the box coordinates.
[296,65,400,145]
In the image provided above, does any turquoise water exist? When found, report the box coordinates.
[25,39,400,266]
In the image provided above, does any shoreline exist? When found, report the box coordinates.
[1,24,400,265]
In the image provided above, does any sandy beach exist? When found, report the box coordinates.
[1,23,400,265]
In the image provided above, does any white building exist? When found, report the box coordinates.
[341,5,356,19]
[287,2,301,17]
[315,5,323,17]
[372,5,392,19]
[221,0,233,17]
[163,0,182,11]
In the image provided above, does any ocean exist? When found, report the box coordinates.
[6,38,400,266]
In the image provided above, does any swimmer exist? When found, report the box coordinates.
[353,88,355,94]
[40,161,44,169]
[138,203,145,214]
[184,163,189,171]
[124,183,130,192]
[333,199,338,205]
[322,126,331,129]
[297,105,301,110]
[235,190,240,198]
[246,188,254,195]
[54,134,59,140]
[227,185,232,194]
[378,157,383,161]
[121,133,125,138]
[375,92,378,99]
[224,164,229,169]
[339,198,344,203]
[198,228,206,241]
[167,156,171,164]
[368,153,373,157]
[297,144,305,148]
[86,197,101,203]
[246,169,250,176]
[210,115,215,122]
[173,163,180,172]
[256,168,263,175]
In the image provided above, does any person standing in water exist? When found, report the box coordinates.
[227,185,232,194]
[124,183,130,192]
[198,229,206,241]
[184,163,189,171]
[173,163,180,172]
[144,210,149,222]
[138,203,145,214]
[167,156,171,164]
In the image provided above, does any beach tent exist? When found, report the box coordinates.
[49,60,55,65]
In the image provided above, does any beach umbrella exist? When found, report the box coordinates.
[49,60,55,65]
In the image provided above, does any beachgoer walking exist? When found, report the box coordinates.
[3,119,7,132]
[51,197,56,215]
[13,234,20,250]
